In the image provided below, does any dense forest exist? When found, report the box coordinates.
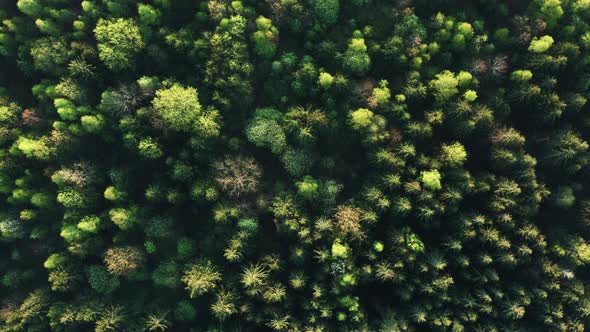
[1,0,590,331]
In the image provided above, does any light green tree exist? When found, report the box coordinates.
[528,35,554,53]
[152,85,201,132]
[372,80,391,107]
[441,142,467,167]
[94,18,144,70]
[343,31,370,75]
[349,108,374,130]
[536,0,563,26]
[318,72,334,89]
[138,4,161,26]
[296,175,319,199]
[421,169,442,191]
[511,70,533,81]
[17,0,43,17]
[430,70,459,101]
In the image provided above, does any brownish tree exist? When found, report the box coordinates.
[213,156,262,198]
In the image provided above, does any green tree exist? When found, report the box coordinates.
[296,175,319,199]
[545,130,589,173]
[511,70,533,82]
[177,237,196,259]
[109,207,140,230]
[536,0,563,26]
[371,80,391,107]
[421,169,442,191]
[138,137,164,159]
[87,265,119,294]
[553,186,575,208]
[174,301,196,321]
[138,3,161,26]
[430,70,459,101]
[0,217,25,239]
[94,18,144,70]
[202,15,253,110]
[311,0,339,25]
[145,312,169,331]
[77,215,101,233]
[152,261,180,288]
[441,142,467,167]
[348,108,388,142]
[528,35,554,53]
[281,148,312,177]
[349,108,374,130]
[332,239,348,258]
[80,115,105,133]
[284,105,327,142]
[48,268,78,292]
[318,72,334,89]
[17,0,43,17]
[252,16,278,59]
[246,112,286,154]
[152,84,201,132]
[343,31,370,75]
[30,37,71,74]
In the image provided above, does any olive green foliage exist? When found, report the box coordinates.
[2,0,590,331]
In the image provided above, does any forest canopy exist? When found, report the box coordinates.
[1,0,590,331]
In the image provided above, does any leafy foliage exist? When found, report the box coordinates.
[94,18,144,71]
[1,0,590,331]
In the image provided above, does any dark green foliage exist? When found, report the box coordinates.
[86,266,119,294]
[174,301,196,321]
[152,261,180,288]
[311,0,340,25]
[1,0,590,331]
[281,148,312,177]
